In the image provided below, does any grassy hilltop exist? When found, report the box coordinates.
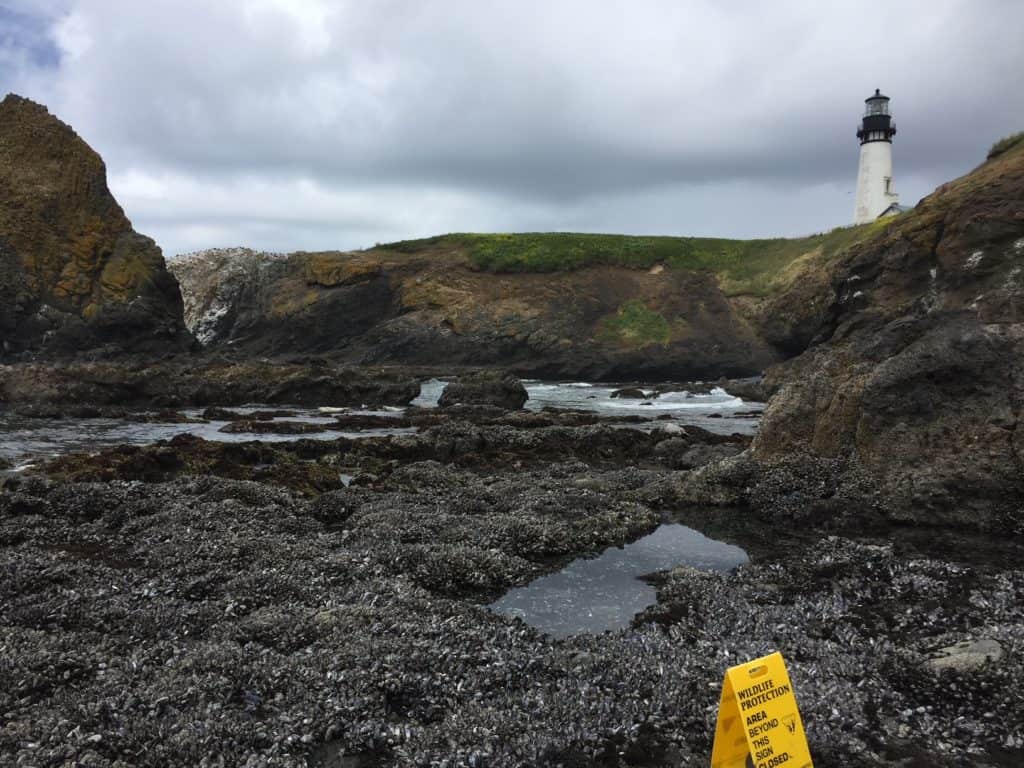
[374,220,891,297]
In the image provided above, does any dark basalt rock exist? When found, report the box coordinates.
[36,433,350,496]
[653,438,745,471]
[218,420,328,435]
[610,387,648,399]
[438,370,529,410]
[0,360,421,408]
[715,376,769,402]
[131,410,206,424]
[764,146,1024,530]
[26,408,752,496]
[331,413,413,430]
[201,407,298,421]
[0,94,191,358]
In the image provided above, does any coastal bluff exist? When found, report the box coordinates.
[169,226,889,382]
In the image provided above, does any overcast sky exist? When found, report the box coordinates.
[2,0,1023,257]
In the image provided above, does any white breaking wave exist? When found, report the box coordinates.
[600,396,743,411]
[524,382,747,413]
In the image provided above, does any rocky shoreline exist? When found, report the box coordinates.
[0,385,1022,766]
[2,431,1022,766]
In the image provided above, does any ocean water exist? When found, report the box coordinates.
[0,379,760,467]
[489,523,748,638]
[0,406,414,468]
[414,378,761,435]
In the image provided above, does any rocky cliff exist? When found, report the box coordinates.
[169,228,884,380]
[685,139,1024,532]
[0,94,190,357]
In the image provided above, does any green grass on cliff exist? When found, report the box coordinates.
[596,300,676,347]
[988,131,1024,161]
[374,222,888,297]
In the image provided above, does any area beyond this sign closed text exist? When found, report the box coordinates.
[710,651,813,768]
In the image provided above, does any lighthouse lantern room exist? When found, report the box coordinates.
[854,89,900,224]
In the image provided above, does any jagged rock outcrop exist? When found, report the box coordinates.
[171,247,290,345]
[684,141,1024,532]
[0,94,190,358]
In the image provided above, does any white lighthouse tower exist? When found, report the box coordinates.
[854,89,900,224]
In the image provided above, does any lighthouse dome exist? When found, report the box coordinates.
[864,89,891,116]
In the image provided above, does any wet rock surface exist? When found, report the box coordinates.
[1,464,1021,767]
[31,433,351,496]
[611,387,649,399]
[0,360,421,408]
[438,371,529,410]
[2,395,1022,766]
[219,420,335,435]
[28,415,748,495]
[201,407,300,421]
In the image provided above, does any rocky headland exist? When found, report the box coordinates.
[1,93,1023,767]
[682,138,1024,533]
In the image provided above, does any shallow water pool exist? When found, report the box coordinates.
[489,523,748,639]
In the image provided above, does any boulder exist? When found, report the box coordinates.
[610,387,649,399]
[926,638,1004,673]
[716,377,769,402]
[653,439,744,470]
[438,371,529,410]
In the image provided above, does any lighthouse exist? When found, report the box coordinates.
[854,89,900,224]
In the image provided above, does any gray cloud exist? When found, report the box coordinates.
[4,0,1023,256]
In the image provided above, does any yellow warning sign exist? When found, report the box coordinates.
[711,651,813,768]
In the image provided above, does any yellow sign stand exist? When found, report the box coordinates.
[711,651,813,768]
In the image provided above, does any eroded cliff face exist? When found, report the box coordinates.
[170,247,794,380]
[0,94,190,357]
[690,142,1024,531]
